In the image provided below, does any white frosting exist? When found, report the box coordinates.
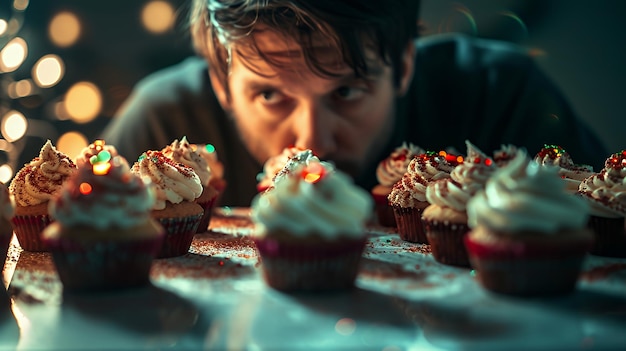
[50,156,156,230]
[376,142,424,186]
[468,151,589,233]
[162,136,212,186]
[131,151,203,210]
[578,155,626,218]
[9,140,76,206]
[251,161,371,238]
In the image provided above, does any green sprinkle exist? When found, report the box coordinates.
[205,144,216,153]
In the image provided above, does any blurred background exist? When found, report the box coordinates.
[0,0,624,183]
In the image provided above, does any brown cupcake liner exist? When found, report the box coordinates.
[587,215,626,258]
[423,219,471,267]
[253,237,366,291]
[11,214,53,252]
[392,206,427,243]
[156,214,202,258]
[195,196,217,234]
[44,235,163,292]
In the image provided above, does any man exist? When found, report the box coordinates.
[102,0,606,206]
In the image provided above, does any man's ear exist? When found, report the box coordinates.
[209,70,231,110]
[397,41,416,96]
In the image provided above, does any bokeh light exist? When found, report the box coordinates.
[1,110,28,142]
[0,37,28,73]
[0,19,7,35]
[0,165,13,184]
[8,79,34,98]
[13,0,29,11]
[32,54,64,88]
[49,11,81,48]
[141,0,176,34]
[63,81,102,123]
[335,318,356,336]
[57,131,88,161]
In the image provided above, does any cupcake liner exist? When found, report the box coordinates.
[423,219,471,267]
[372,193,396,227]
[392,206,427,243]
[464,234,592,296]
[44,235,163,292]
[253,237,366,291]
[587,215,626,258]
[11,214,53,252]
[195,195,217,234]
[156,213,202,258]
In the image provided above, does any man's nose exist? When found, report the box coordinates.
[292,101,336,158]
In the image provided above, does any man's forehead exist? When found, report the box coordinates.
[235,27,348,71]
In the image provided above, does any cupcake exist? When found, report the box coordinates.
[9,140,76,251]
[251,159,372,291]
[492,144,518,167]
[535,144,594,193]
[256,146,307,193]
[387,151,461,243]
[0,182,15,264]
[577,150,626,257]
[75,139,128,169]
[162,137,219,233]
[371,142,424,227]
[132,150,204,258]
[42,151,164,291]
[465,151,593,296]
[194,143,227,205]
[423,141,496,267]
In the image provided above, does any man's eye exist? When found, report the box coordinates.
[258,90,285,105]
[333,86,365,101]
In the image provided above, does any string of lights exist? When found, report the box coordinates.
[0,0,181,184]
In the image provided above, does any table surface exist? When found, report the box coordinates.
[1,208,626,351]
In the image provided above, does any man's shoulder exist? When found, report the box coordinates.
[416,33,532,70]
[133,56,210,99]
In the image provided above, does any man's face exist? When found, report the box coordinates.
[217,29,401,178]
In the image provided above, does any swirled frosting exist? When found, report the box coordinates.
[194,143,224,181]
[577,150,626,218]
[75,140,127,169]
[49,154,156,230]
[426,141,496,212]
[252,160,372,238]
[387,151,461,208]
[256,147,308,189]
[535,144,594,192]
[162,136,212,186]
[493,144,518,167]
[376,142,424,186]
[1,182,14,221]
[468,151,589,233]
[9,140,77,206]
[131,150,202,210]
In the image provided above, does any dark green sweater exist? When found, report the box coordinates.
[102,34,606,207]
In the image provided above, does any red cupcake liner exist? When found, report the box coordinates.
[464,234,592,296]
[372,193,396,227]
[423,219,471,267]
[586,215,626,258]
[195,196,217,234]
[44,234,164,292]
[11,214,53,252]
[253,237,366,291]
[392,206,427,243]
[156,214,202,258]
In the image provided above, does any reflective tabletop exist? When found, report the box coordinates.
[1,208,626,350]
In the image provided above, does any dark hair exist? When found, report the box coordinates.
[190,0,421,91]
